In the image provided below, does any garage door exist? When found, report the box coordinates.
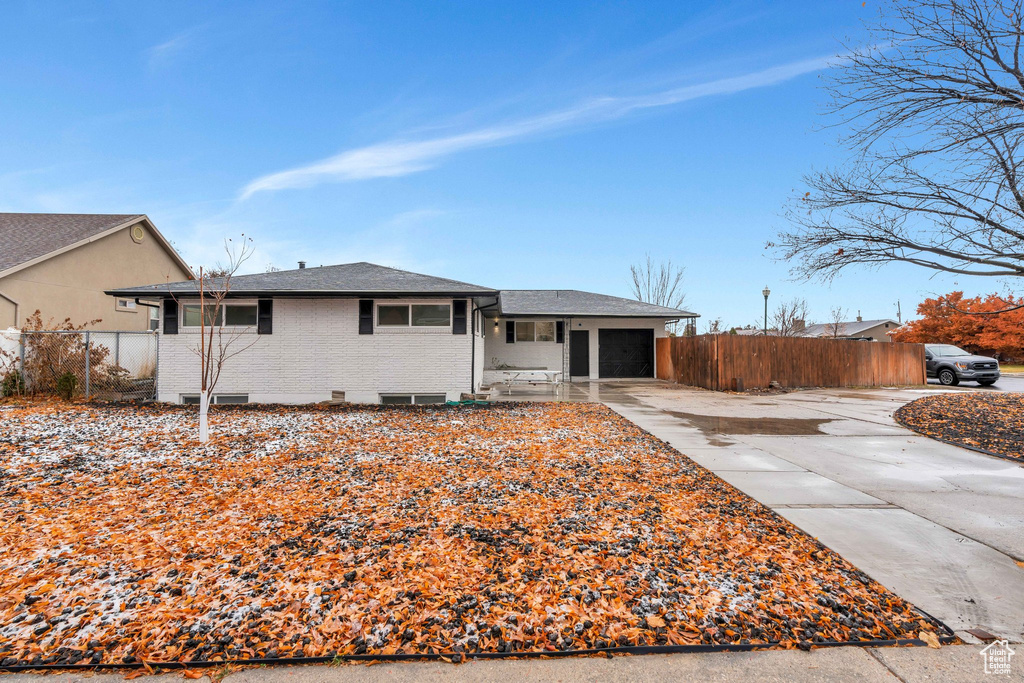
[598,329,654,378]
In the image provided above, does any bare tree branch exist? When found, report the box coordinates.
[773,0,1024,286]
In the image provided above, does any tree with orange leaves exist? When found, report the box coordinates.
[892,292,1024,361]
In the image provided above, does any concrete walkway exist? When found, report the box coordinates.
[591,381,1024,644]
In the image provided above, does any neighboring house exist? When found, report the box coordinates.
[0,213,193,330]
[799,316,902,342]
[107,262,697,404]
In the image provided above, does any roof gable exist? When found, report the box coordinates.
[0,213,191,279]
[109,261,496,297]
[0,213,145,274]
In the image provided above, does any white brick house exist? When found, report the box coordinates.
[108,262,696,404]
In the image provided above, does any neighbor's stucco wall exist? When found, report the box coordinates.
[860,322,899,342]
[157,297,481,404]
[0,222,191,330]
[483,316,669,383]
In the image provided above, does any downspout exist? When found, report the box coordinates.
[470,300,476,395]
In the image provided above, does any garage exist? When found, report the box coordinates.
[598,329,654,378]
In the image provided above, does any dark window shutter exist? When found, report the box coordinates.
[452,300,467,334]
[163,300,178,335]
[556,320,564,344]
[359,300,373,334]
[505,320,515,343]
[257,299,273,334]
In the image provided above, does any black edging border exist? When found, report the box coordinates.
[0,633,959,673]
[893,405,1023,464]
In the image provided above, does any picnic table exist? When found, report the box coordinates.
[500,369,562,394]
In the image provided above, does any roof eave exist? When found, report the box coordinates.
[104,288,499,298]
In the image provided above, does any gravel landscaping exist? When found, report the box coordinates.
[895,392,1024,461]
[0,401,944,667]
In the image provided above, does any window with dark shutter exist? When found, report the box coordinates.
[359,300,373,334]
[257,299,273,334]
[452,300,467,334]
[505,320,515,343]
[556,320,564,343]
[163,300,178,335]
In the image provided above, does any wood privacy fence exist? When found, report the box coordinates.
[656,335,925,390]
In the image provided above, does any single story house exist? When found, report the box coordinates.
[799,316,902,342]
[0,213,193,330]
[108,262,697,404]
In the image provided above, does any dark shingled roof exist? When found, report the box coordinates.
[108,262,496,297]
[0,213,145,274]
[498,290,697,318]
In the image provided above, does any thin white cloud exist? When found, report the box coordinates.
[239,53,840,199]
[147,26,203,68]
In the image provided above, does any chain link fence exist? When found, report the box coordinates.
[1,330,158,401]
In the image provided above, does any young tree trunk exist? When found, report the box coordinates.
[199,391,210,443]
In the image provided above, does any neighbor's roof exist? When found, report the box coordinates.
[800,319,901,338]
[497,289,697,318]
[0,213,190,277]
[108,262,497,298]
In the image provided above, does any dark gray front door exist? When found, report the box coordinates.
[598,329,654,378]
[570,330,589,377]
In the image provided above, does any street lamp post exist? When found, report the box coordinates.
[762,286,771,335]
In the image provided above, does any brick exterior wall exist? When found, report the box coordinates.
[157,298,479,404]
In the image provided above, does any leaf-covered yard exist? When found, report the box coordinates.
[895,392,1024,461]
[0,401,941,667]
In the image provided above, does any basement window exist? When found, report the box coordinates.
[380,394,447,405]
[180,394,250,405]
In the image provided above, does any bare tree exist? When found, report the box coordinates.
[630,254,687,332]
[630,254,686,308]
[770,298,810,337]
[704,317,723,335]
[173,235,258,443]
[825,306,848,338]
[773,0,1024,308]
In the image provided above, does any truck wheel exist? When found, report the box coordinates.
[938,369,959,386]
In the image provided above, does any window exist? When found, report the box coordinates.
[378,305,410,326]
[412,304,450,327]
[182,303,258,328]
[224,304,258,326]
[515,321,556,342]
[180,394,250,405]
[183,304,223,327]
[116,298,137,312]
[380,394,447,405]
[377,303,451,327]
[148,306,159,331]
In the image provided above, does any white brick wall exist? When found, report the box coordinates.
[157,298,480,404]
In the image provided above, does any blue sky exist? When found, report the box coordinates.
[0,1,996,327]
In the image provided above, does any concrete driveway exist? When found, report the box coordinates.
[587,381,1024,643]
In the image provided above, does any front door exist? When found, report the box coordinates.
[570,330,589,377]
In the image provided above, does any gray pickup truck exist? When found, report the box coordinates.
[924,344,1000,386]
